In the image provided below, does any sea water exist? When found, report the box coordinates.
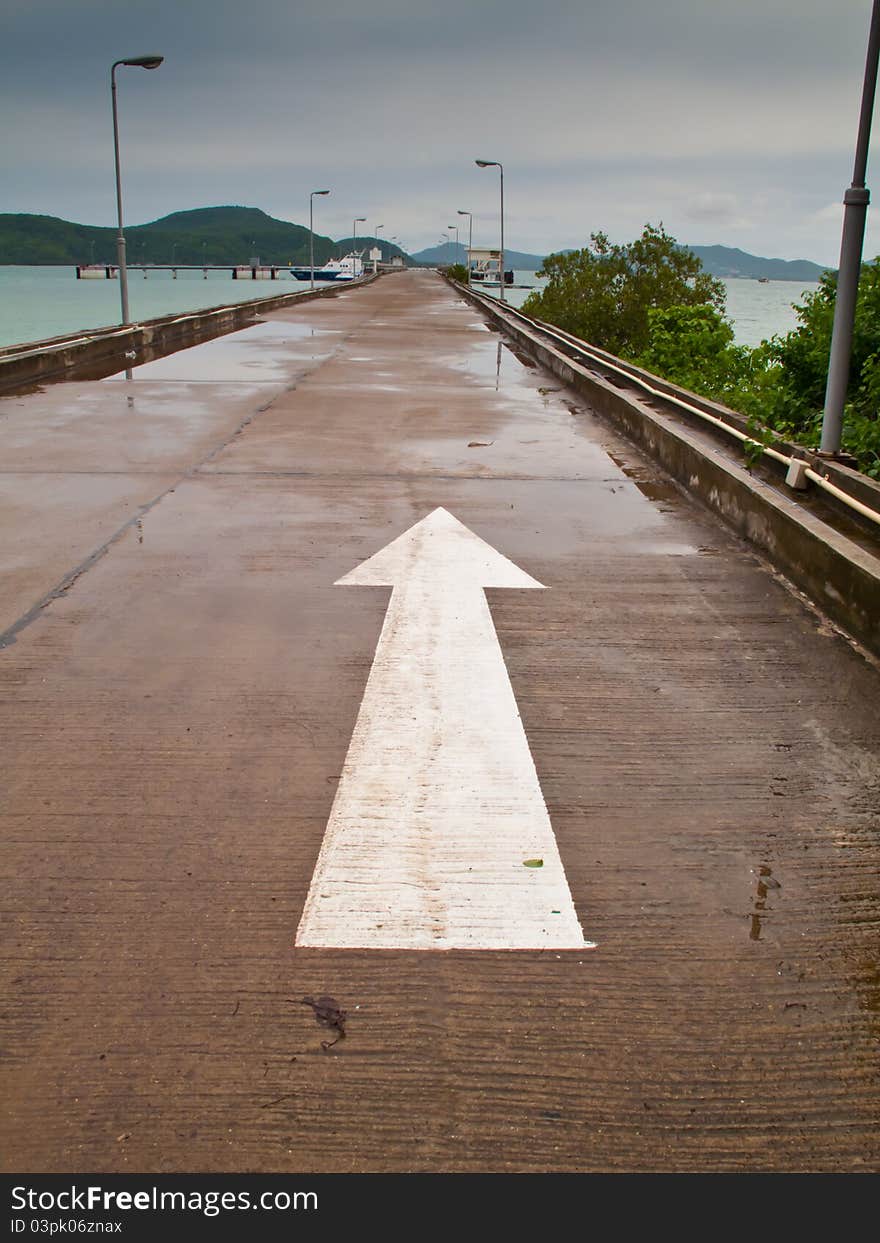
[0,265,818,351]
[0,264,338,349]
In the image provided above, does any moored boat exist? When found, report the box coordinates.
[289,253,364,282]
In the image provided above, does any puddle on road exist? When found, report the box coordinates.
[103,319,339,384]
[749,864,780,941]
[448,336,542,398]
[606,452,683,508]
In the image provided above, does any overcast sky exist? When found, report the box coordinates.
[4,0,880,263]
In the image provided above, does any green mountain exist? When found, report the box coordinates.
[1,209,828,280]
[0,206,407,266]
[686,245,829,282]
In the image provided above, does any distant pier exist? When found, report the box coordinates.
[76,263,296,280]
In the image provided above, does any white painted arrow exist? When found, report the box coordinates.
[296,507,592,951]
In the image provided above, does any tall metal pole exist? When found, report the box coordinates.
[458,210,472,285]
[310,190,330,291]
[110,55,163,379]
[353,217,365,274]
[110,63,130,331]
[499,162,505,303]
[476,160,505,300]
[821,0,880,454]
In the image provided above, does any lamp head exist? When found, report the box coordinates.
[475,159,497,168]
[313,189,330,196]
[457,209,469,216]
[124,55,164,69]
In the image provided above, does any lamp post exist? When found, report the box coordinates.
[352,217,366,276]
[111,54,164,351]
[439,233,450,265]
[448,224,459,263]
[458,210,472,285]
[821,0,880,455]
[375,224,384,257]
[310,189,330,290]
[475,158,505,301]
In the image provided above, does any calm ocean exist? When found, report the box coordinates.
[0,265,818,352]
[0,265,337,350]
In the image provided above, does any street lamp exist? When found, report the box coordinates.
[439,233,450,265]
[310,189,330,290]
[352,217,366,275]
[475,159,505,301]
[821,0,880,455]
[458,210,472,285]
[375,223,384,257]
[111,54,164,350]
[448,224,459,262]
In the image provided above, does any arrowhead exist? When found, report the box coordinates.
[336,508,545,589]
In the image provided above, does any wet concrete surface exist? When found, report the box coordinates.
[1,270,878,1172]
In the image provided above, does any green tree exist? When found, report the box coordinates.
[633,304,747,400]
[750,263,880,476]
[522,223,725,358]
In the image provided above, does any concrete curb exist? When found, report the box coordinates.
[454,281,880,658]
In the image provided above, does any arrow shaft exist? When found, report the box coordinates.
[296,580,587,950]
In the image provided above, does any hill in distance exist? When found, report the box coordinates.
[0,206,407,267]
[0,208,829,280]
[414,240,829,281]
[410,241,545,268]
[687,245,829,282]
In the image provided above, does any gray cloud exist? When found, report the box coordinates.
[3,0,879,263]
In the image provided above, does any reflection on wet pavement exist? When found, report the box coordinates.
[104,319,341,384]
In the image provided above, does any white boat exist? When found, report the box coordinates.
[289,253,364,282]
[469,255,513,286]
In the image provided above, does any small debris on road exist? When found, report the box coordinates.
[260,1094,297,1110]
[295,995,347,1050]
[523,858,544,868]
[467,440,494,447]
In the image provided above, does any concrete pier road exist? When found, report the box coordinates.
[1,270,878,1173]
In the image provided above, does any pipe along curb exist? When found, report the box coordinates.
[453,279,880,660]
[0,273,383,394]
